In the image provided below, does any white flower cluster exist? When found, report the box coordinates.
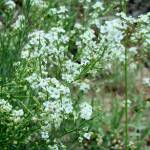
[49,6,69,19]
[43,96,73,115]
[79,0,91,4]
[41,101,63,130]
[12,109,24,122]
[92,2,104,10]
[22,27,69,59]
[79,1,105,27]
[0,99,12,112]
[62,60,81,83]
[131,12,150,50]
[5,0,16,10]
[79,131,93,142]
[48,141,66,150]
[76,28,103,66]
[83,132,93,140]
[41,131,49,140]
[80,102,92,120]
[48,145,59,150]
[0,99,24,122]
[26,74,73,130]
[142,77,150,87]
[31,0,46,8]
[26,75,70,100]
[74,81,90,93]
[100,18,127,62]
[12,15,25,29]
[21,22,95,138]
[41,98,72,129]
[78,126,93,142]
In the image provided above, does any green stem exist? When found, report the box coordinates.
[121,0,127,13]
[39,57,42,77]
[122,0,128,149]
[125,43,128,150]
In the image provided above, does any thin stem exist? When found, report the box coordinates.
[39,56,42,78]
[122,0,128,149]
[125,43,128,150]
[121,0,127,13]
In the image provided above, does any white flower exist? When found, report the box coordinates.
[43,101,51,112]
[100,18,127,44]
[58,6,68,13]
[83,132,93,140]
[80,0,91,3]
[50,78,60,87]
[0,99,12,112]
[138,13,150,23]
[47,87,60,99]
[5,0,16,9]
[78,137,83,143]
[74,81,90,93]
[12,109,24,117]
[116,12,135,23]
[49,8,57,14]
[80,102,92,120]
[59,85,70,95]
[61,97,73,114]
[63,102,73,114]
[37,78,49,89]
[49,6,68,15]
[74,23,82,29]
[11,109,24,122]
[31,0,46,8]
[41,131,49,139]
[142,78,150,87]
[48,144,59,150]
[25,73,38,83]
[62,74,74,83]
[80,29,95,42]
[12,15,25,29]
[79,82,90,93]
[92,2,104,10]
[129,47,137,54]
[21,50,29,59]
[62,60,81,82]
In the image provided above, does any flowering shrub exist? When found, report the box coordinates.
[0,0,150,149]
